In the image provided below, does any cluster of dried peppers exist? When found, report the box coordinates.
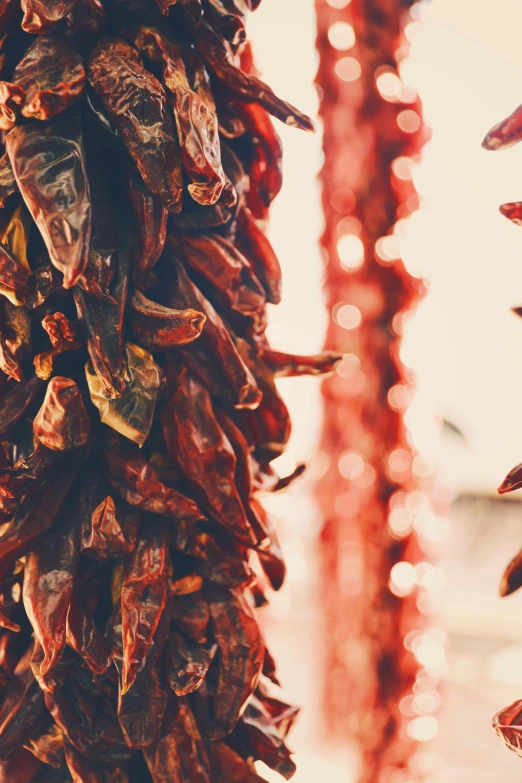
[315,1,429,780]
[0,1,337,780]
[484,107,522,758]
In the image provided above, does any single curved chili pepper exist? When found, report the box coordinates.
[162,367,257,545]
[194,20,314,132]
[88,40,183,213]
[235,339,291,457]
[236,207,282,305]
[6,113,91,288]
[230,101,283,217]
[206,585,264,738]
[11,36,85,122]
[130,290,205,351]
[132,26,226,207]
[74,254,128,400]
[498,461,522,494]
[493,700,522,758]
[120,519,169,695]
[499,546,522,597]
[21,0,78,34]
[33,377,90,453]
[118,592,170,748]
[103,445,205,523]
[124,161,168,286]
[165,251,261,409]
[165,630,216,697]
[168,232,266,327]
[22,500,80,681]
[482,104,522,151]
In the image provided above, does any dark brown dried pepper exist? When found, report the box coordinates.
[206,586,264,738]
[11,36,85,122]
[88,40,184,213]
[132,26,227,206]
[6,114,91,288]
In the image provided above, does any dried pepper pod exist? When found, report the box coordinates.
[9,36,85,123]
[132,26,227,206]
[130,290,205,351]
[0,1,312,778]
[6,113,91,288]
[206,585,264,738]
[88,39,184,213]
[162,366,257,544]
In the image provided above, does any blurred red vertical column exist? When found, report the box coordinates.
[315,1,431,781]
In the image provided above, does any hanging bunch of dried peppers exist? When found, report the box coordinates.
[484,108,522,758]
[315,1,431,780]
[0,1,335,780]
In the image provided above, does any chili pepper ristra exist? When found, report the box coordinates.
[0,1,333,780]
[315,1,433,780]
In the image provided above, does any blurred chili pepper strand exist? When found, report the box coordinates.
[483,108,522,759]
[314,2,440,781]
[0,2,342,781]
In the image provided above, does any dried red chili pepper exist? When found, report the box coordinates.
[132,26,227,207]
[0,2,316,777]
[6,114,91,288]
[206,585,264,738]
[21,0,78,34]
[166,629,217,696]
[23,506,80,683]
[130,290,205,351]
[162,367,257,544]
[9,36,85,123]
[88,40,183,213]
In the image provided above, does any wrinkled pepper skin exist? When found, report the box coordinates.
[0,2,336,779]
